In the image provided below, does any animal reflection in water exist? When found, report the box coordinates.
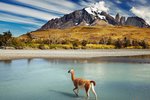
[68,69,97,99]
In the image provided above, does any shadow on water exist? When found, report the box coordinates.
[43,55,150,64]
[49,90,96,100]
[27,58,33,65]
[0,60,12,64]
[0,60,12,67]
[49,89,76,98]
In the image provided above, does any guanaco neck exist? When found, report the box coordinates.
[71,71,75,81]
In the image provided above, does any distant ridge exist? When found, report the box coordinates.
[38,2,149,31]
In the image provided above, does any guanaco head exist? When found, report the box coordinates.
[68,69,74,73]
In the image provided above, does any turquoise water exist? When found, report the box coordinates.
[0,58,150,100]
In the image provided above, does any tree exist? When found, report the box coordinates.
[10,38,25,49]
[132,40,139,46]
[140,40,149,49]
[115,39,123,48]
[81,40,87,46]
[123,37,130,47]
[0,31,12,46]
[0,34,3,46]
[107,37,112,45]
[71,39,80,49]
[3,31,12,38]
[99,38,105,44]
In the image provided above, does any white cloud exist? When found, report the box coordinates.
[79,0,97,7]
[0,0,93,31]
[80,1,109,13]
[92,1,109,12]
[43,0,81,10]
[0,13,43,26]
[21,26,39,31]
[15,0,81,14]
[138,0,147,4]
[0,2,58,21]
[115,0,122,4]
[131,0,147,4]
[130,6,150,24]
[105,1,131,17]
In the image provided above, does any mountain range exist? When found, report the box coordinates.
[38,2,149,31]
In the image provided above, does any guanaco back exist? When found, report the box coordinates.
[68,69,97,99]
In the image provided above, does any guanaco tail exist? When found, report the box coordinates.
[68,69,97,99]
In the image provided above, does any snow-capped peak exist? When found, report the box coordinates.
[85,1,109,20]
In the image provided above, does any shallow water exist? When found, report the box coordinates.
[0,58,150,100]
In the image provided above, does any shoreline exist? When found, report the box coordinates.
[0,49,150,60]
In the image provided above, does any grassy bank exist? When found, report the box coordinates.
[1,26,150,49]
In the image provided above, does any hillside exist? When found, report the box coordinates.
[20,25,150,43]
[18,25,150,49]
[16,1,150,49]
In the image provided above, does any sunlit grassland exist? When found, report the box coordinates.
[18,25,150,49]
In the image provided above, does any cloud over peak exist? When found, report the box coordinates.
[130,6,150,24]
[0,0,150,36]
[92,1,109,12]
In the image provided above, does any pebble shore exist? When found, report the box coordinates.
[0,49,150,60]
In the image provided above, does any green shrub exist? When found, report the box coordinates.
[81,40,88,46]
[38,44,49,49]
[86,44,115,49]
[115,39,123,49]
[127,46,143,49]
[0,31,12,46]
[140,40,149,49]
[71,40,80,49]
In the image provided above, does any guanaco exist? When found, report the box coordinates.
[68,69,97,99]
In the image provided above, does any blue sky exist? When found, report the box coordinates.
[0,0,150,36]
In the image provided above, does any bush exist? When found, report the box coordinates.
[38,44,49,49]
[115,39,123,49]
[48,44,72,49]
[61,44,72,49]
[71,40,80,49]
[9,38,25,49]
[0,31,12,46]
[81,40,88,46]
[123,37,131,47]
[107,37,113,45]
[86,44,115,49]
[127,46,143,49]
[140,40,149,49]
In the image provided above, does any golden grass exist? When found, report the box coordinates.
[86,44,115,49]
[19,26,150,45]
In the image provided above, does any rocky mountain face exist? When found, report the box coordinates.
[120,16,126,25]
[125,17,149,28]
[115,13,120,23]
[100,11,118,25]
[38,2,149,30]
[39,9,95,30]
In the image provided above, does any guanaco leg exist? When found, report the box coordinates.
[85,84,91,98]
[73,87,78,96]
[91,83,97,99]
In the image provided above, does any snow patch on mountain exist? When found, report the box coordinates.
[84,1,108,20]
[98,15,106,19]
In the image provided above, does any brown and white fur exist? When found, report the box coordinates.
[68,69,97,99]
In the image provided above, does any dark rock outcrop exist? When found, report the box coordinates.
[125,17,148,28]
[39,9,95,30]
[120,16,126,25]
[115,13,120,23]
[100,11,118,25]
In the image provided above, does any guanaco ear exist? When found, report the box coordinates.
[68,70,71,73]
